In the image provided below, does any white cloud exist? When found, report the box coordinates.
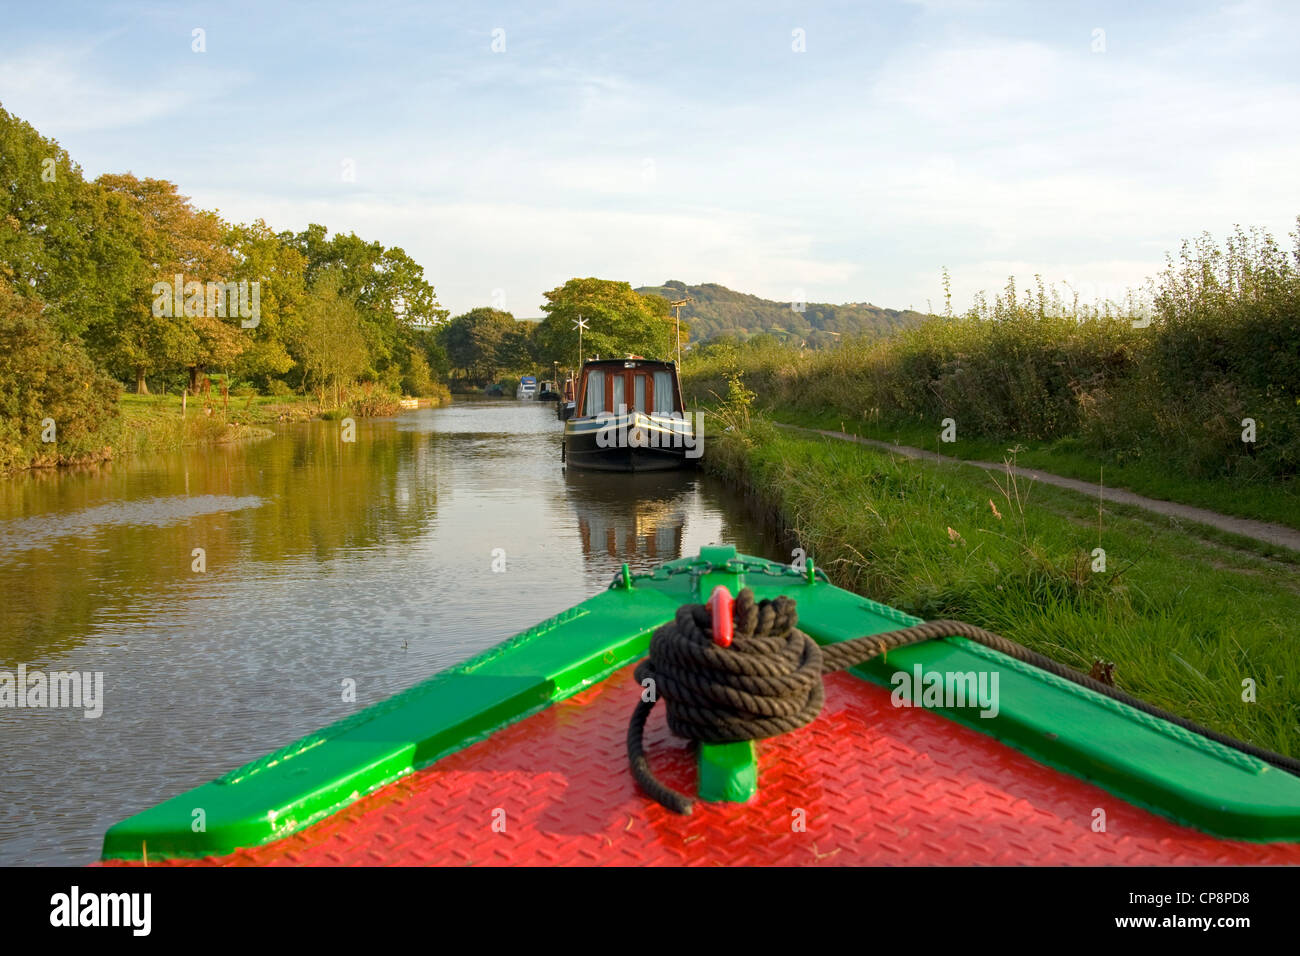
[872,40,1065,121]
[0,50,192,132]
[9,4,1299,318]
[0,35,253,136]
[191,190,865,314]
[900,0,1007,12]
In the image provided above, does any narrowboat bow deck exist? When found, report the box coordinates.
[101,547,1300,865]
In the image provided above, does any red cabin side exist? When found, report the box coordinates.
[575,360,683,418]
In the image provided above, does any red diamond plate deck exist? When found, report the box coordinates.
[107,666,1300,866]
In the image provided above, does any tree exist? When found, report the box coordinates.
[401,347,436,396]
[406,325,450,382]
[226,220,307,387]
[282,225,447,388]
[0,105,146,353]
[533,278,675,368]
[438,307,517,382]
[0,283,119,472]
[97,173,238,393]
[293,272,369,407]
[498,320,537,372]
[2,105,456,404]
[378,245,449,390]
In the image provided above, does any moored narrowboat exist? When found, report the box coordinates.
[516,376,538,400]
[562,358,700,471]
[99,545,1300,866]
[556,376,577,420]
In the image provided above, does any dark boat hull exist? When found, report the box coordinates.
[563,414,699,472]
[564,431,694,471]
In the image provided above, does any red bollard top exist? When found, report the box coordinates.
[709,585,734,647]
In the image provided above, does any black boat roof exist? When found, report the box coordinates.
[579,357,676,370]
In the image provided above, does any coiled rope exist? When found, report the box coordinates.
[627,588,1300,814]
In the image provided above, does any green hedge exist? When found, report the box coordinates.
[684,223,1300,480]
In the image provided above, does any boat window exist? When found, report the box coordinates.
[653,371,674,414]
[634,375,647,412]
[612,373,625,414]
[585,370,605,415]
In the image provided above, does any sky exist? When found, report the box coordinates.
[2,0,1298,317]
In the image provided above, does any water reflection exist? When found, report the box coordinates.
[564,469,689,575]
[0,422,441,665]
[0,399,777,864]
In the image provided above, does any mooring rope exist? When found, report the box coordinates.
[627,588,1300,814]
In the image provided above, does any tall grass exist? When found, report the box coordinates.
[685,221,1300,483]
[117,394,270,454]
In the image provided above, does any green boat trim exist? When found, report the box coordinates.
[101,545,1300,860]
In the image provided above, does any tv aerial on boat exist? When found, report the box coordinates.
[573,314,589,367]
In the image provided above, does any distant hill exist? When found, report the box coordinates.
[637,280,926,347]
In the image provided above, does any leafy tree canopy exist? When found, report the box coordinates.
[534,278,675,367]
[438,307,518,382]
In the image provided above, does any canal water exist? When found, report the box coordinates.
[0,399,779,865]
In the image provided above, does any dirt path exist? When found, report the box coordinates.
[778,424,1300,554]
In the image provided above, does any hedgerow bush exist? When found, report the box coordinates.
[684,220,1300,480]
[0,285,120,472]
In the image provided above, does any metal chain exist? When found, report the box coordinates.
[608,557,831,590]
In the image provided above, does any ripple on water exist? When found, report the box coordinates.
[0,495,265,555]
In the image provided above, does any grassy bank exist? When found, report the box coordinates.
[3,380,454,477]
[118,383,453,445]
[704,413,1300,759]
[117,394,276,455]
[682,222,1300,530]
[68,385,454,466]
[764,407,1300,531]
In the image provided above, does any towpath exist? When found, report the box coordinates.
[776,423,1300,554]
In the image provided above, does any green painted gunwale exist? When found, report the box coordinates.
[101,547,1300,860]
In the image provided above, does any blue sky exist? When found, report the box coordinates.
[2,0,1298,316]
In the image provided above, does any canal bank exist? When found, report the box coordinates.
[0,390,456,479]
